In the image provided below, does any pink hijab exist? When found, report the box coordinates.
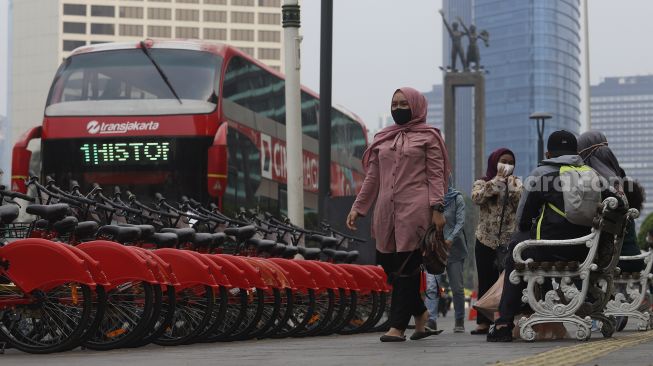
[362,87,451,179]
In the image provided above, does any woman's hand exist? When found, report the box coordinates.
[432,211,446,233]
[346,210,359,231]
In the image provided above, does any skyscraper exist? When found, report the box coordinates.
[474,0,582,178]
[423,84,443,130]
[591,75,653,221]
[10,0,284,149]
[442,0,475,194]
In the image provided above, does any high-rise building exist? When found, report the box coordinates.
[11,0,283,148]
[475,0,582,178]
[423,84,443,131]
[442,0,475,195]
[591,75,653,221]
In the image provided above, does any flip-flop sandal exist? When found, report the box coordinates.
[380,334,407,342]
[410,329,443,340]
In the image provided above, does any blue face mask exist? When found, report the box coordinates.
[391,108,412,125]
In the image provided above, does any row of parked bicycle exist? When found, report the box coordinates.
[0,177,390,354]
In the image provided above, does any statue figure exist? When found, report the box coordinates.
[457,17,490,72]
[439,9,465,72]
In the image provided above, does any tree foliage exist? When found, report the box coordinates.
[636,211,653,249]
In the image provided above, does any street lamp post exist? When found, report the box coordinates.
[529,112,552,164]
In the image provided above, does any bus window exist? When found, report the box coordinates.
[223,129,263,214]
[332,109,366,160]
[301,91,319,139]
[45,49,221,116]
[223,56,286,124]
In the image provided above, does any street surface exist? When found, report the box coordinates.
[2,311,653,366]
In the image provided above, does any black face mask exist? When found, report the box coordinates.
[391,108,412,125]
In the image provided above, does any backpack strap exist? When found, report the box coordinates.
[547,203,566,217]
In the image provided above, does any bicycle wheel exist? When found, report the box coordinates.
[154,284,215,346]
[0,282,93,354]
[339,291,379,334]
[69,285,107,350]
[271,288,314,338]
[192,286,228,343]
[246,288,281,339]
[294,288,335,337]
[329,290,358,334]
[129,285,174,347]
[227,288,265,341]
[370,291,391,332]
[202,288,247,342]
[318,288,348,336]
[258,287,293,339]
[84,281,156,350]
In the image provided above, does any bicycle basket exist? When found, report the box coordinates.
[0,222,34,239]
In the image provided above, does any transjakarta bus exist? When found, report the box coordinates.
[11,40,368,219]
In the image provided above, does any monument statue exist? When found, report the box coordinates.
[457,17,489,72]
[439,9,466,72]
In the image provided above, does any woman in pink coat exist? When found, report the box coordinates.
[346,87,450,342]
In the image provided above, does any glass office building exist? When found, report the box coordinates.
[474,0,582,178]
[591,76,653,222]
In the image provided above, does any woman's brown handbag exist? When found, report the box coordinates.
[420,224,452,275]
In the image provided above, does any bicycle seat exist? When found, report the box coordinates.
[246,238,277,253]
[334,250,349,263]
[34,219,49,230]
[282,246,299,259]
[309,234,340,249]
[74,221,99,239]
[150,232,178,248]
[0,205,19,224]
[223,225,257,242]
[52,216,79,235]
[26,203,70,221]
[272,243,288,256]
[345,250,359,263]
[298,246,321,260]
[212,232,227,248]
[322,248,337,259]
[193,233,214,248]
[120,224,155,240]
[161,227,196,244]
[97,225,141,243]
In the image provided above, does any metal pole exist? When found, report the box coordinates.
[583,0,591,131]
[318,0,333,223]
[537,119,544,164]
[0,0,12,187]
[282,0,304,227]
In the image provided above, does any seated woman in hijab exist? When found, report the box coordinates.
[578,131,645,273]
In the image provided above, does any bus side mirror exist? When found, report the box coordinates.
[207,123,228,202]
[11,126,42,193]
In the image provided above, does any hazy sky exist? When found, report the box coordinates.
[1,0,652,132]
[299,0,653,132]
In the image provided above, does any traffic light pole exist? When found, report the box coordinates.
[318,0,333,223]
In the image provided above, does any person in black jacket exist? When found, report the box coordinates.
[487,130,596,342]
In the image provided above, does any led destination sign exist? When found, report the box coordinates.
[80,141,171,166]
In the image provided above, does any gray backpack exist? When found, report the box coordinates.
[550,165,602,227]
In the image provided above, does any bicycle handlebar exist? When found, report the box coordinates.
[0,188,35,202]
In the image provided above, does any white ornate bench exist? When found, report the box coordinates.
[510,197,637,341]
[605,249,653,331]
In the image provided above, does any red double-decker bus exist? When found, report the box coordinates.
[11,40,367,220]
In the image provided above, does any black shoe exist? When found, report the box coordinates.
[410,329,443,340]
[470,327,489,335]
[486,324,513,342]
[380,334,406,342]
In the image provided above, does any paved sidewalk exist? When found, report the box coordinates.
[1,314,651,366]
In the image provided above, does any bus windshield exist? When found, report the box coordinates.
[45,48,222,116]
